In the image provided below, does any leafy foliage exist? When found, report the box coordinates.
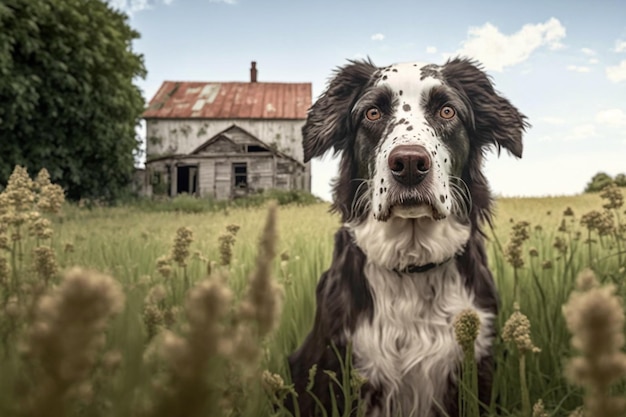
[0,0,146,201]
[585,172,620,193]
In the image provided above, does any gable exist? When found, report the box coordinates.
[195,135,241,154]
[192,125,273,155]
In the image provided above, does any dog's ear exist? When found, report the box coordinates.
[303,59,377,162]
[441,57,529,158]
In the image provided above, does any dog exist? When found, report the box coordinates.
[287,57,528,417]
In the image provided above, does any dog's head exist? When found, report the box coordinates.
[304,57,528,224]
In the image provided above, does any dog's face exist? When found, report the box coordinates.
[303,57,528,224]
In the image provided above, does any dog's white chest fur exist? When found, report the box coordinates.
[351,263,494,417]
[348,217,494,417]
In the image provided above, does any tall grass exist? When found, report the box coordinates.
[1,166,625,417]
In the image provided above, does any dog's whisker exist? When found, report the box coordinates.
[350,178,372,221]
[449,176,472,220]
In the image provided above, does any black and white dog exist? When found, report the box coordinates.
[287,57,528,417]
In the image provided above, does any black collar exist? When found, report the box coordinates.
[393,257,453,275]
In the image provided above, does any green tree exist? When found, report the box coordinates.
[0,0,146,201]
[615,173,626,187]
[584,172,614,193]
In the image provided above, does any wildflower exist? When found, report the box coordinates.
[558,219,568,232]
[171,226,193,267]
[306,364,318,391]
[156,256,172,279]
[503,303,540,354]
[23,267,124,416]
[33,246,58,285]
[529,247,539,257]
[562,269,626,417]
[261,370,286,394]
[504,221,530,269]
[581,210,614,236]
[150,275,233,416]
[64,243,74,254]
[453,309,481,353]
[225,224,240,235]
[563,206,575,216]
[541,260,553,270]
[218,232,236,266]
[143,303,165,340]
[145,284,167,305]
[600,184,624,210]
[102,350,123,373]
[35,168,65,214]
[350,369,368,390]
[29,216,53,241]
[569,406,584,417]
[553,236,568,256]
[532,399,549,417]
[237,203,283,338]
[0,257,9,288]
[3,166,35,213]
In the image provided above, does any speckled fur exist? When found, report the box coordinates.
[288,57,528,417]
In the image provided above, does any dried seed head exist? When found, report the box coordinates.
[33,246,58,285]
[553,236,568,255]
[504,221,531,269]
[156,255,172,279]
[532,399,549,417]
[453,308,481,353]
[563,268,626,417]
[218,232,236,266]
[581,210,615,236]
[261,370,285,394]
[3,166,35,213]
[237,203,283,338]
[502,303,541,354]
[35,168,65,214]
[600,184,624,210]
[171,226,193,267]
[24,267,124,414]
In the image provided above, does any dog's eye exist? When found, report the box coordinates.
[365,108,382,121]
[439,106,455,120]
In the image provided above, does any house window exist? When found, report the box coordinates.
[247,144,268,152]
[233,163,247,188]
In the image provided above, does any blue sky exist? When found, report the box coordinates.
[111,0,626,200]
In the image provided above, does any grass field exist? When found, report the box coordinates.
[1,167,625,417]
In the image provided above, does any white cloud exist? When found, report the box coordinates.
[581,47,596,56]
[426,46,437,54]
[615,40,626,53]
[589,58,599,64]
[454,18,566,71]
[606,60,626,82]
[567,65,591,73]
[595,108,626,126]
[371,33,385,41]
[107,0,174,13]
[540,116,566,125]
[568,124,597,140]
[109,0,149,13]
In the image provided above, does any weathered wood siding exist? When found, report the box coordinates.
[146,119,305,163]
[143,118,311,199]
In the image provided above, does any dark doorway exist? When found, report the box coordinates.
[177,165,198,195]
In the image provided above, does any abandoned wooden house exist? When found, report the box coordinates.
[141,62,312,199]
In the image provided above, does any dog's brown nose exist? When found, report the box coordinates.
[388,145,431,186]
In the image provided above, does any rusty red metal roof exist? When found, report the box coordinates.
[143,81,312,120]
